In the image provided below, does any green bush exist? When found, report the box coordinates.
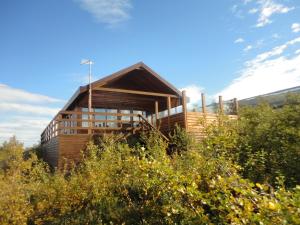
[199,94,300,188]
[236,94,300,187]
[0,134,300,224]
[168,124,193,155]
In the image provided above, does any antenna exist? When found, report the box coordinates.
[80,59,94,134]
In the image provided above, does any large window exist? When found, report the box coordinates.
[82,108,89,127]
[81,108,147,128]
[94,108,106,127]
[106,109,118,128]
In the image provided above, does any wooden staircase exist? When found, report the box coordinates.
[137,114,169,141]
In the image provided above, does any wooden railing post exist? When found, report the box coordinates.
[88,112,92,135]
[233,98,239,115]
[155,101,159,128]
[201,93,206,114]
[219,96,224,114]
[167,96,171,131]
[182,90,187,130]
[130,109,134,133]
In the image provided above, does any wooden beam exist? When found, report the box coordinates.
[167,96,171,131]
[182,91,187,130]
[93,87,179,98]
[219,96,223,114]
[155,101,159,128]
[201,93,206,114]
[233,98,239,115]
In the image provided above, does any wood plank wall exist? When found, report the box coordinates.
[157,111,238,141]
[58,135,91,168]
[159,112,185,135]
[42,135,91,169]
[42,136,59,168]
[186,112,238,142]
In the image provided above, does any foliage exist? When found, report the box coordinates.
[168,124,193,155]
[0,133,300,224]
[200,93,300,188]
[199,115,239,159]
[236,94,300,187]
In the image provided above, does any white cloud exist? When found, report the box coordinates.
[234,38,245,43]
[0,84,63,104]
[180,85,206,109]
[217,36,300,100]
[249,8,259,14]
[0,84,64,147]
[76,0,132,26]
[272,33,280,39]
[295,49,300,55]
[0,117,51,146]
[291,23,300,33]
[244,0,253,4]
[248,0,294,27]
[231,4,245,18]
[244,45,253,52]
[0,103,60,117]
[248,37,300,65]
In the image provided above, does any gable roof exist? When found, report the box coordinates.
[62,62,181,111]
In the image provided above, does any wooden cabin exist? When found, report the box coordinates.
[41,62,237,168]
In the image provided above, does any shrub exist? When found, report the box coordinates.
[199,94,300,188]
[236,95,300,187]
[0,135,300,224]
[168,124,193,155]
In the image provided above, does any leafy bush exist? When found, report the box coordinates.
[168,124,193,155]
[200,93,300,188]
[0,133,300,224]
[236,94,300,187]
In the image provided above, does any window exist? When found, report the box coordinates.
[107,109,118,128]
[94,108,106,127]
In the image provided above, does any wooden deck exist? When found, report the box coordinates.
[41,104,237,168]
[41,110,168,167]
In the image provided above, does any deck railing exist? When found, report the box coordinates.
[41,111,152,144]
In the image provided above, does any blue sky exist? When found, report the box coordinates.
[0,0,300,146]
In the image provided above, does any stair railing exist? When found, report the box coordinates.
[138,114,169,142]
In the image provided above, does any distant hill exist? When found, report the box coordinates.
[238,86,300,107]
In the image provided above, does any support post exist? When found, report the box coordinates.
[233,98,239,115]
[88,111,92,135]
[167,96,171,131]
[155,101,159,128]
[182,90,187,130]
[88,62,92,135]
[201,93,206,114]
[130,109,134,133]
[219,95,223,114]
[117,109,121,128]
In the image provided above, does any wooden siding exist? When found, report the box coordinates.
[186,112,238,142]
[71,90,179,113]
[58,135,91,168]
[42,135,90,168]
[42,136,59,168]
[159,113,185,135]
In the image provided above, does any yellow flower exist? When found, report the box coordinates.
[268,202,277,210]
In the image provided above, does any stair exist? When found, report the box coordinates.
[138,114,169,142]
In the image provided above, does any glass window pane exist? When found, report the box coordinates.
[121,110,131,121]
[107,109,118,128]
[81,108,89,127]
[94,108,106,127]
